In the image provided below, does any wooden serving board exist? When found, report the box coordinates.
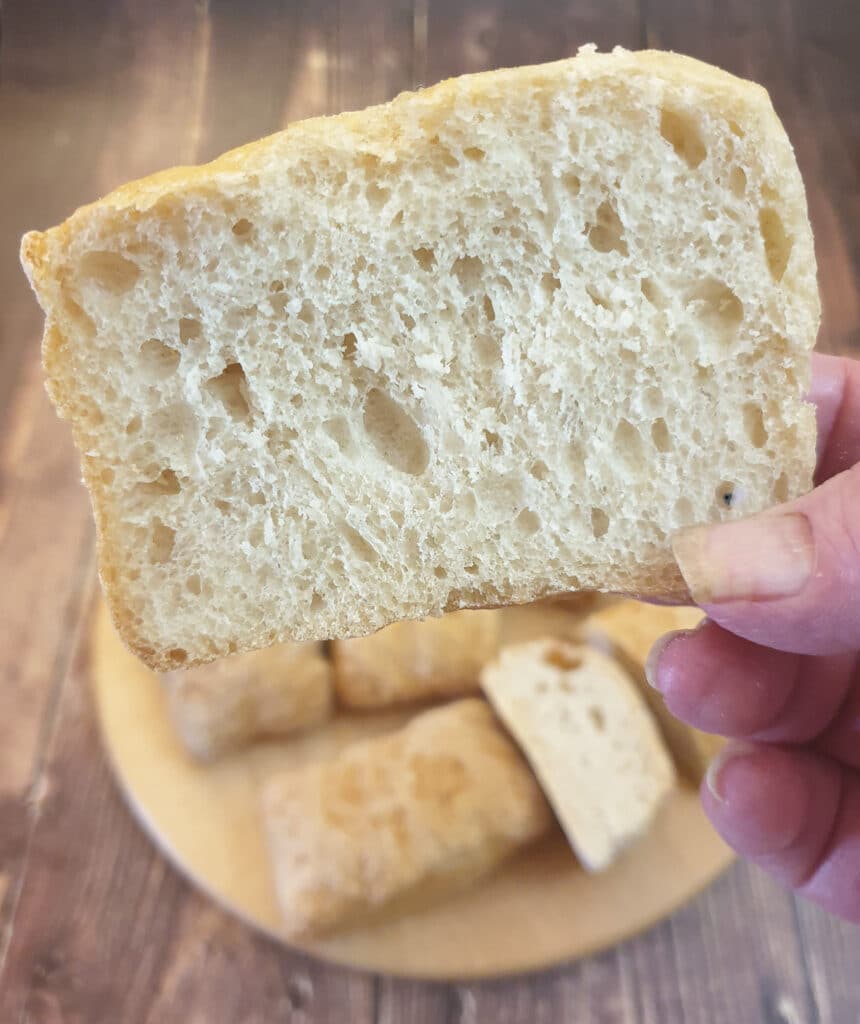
[90,598,733,980]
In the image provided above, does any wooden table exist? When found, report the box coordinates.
[1,1,859,1020]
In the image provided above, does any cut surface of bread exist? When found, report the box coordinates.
[585,600,723,783]
[162,642,332,760]
[22,46,819,669]
[481,639,676,871]
[332,609,500,708]
[261,698,552,937]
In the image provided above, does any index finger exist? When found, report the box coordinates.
[809,352,860,484]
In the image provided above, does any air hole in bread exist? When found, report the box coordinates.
[269,279,285,293]
[614,418,643,463]
[149,519,176,564]
[323,416,352,452]
[482,429,501,452]
[428,136,459,168]
[269,292,289,316]
[248,491,266,506]
[686,278,743,337]
[231,218,253,239]
[541,272,561,298]
[125,415,142,435]
[529,460,550,481]
[63,298,96,338]
[391,209,404,227]
[99,467,114,484]
[774,472,790,503]
[453,255,484,291]
[166,648,188,667]
[728,119,745,138]
[716,481,737,509]
[743,403,768,448]
[482,294,496,322]
[315,264,331,282]
[178,317,201,343]
[544,646,583,671]
[640,277,667,309]
[433,565,447,579]
[341,523,377,563]
[290,394,303,409]
[562,171,581,196]
[139,468,182,495]
[413,247,436,271]
[588,706,606,732]
[366,182,389,208]
[247,524,264,548]
[729,166,747,197]
[80,250,140,294]
[297,301,316,325]
[265,424,298,454]
[390,508,405,527]
[341,332,358,359]
[205,363,251,420]
[760,207,792,282]
[362,387,429,475]
[641,386,663,416]
[651,417,672,453]
[515,508,540,535]
[474,332,499,368]
[586,284,612,310]
[400,311,416,330]
[588,201,628,255]
[660,108,706,168]
[464,562,479,575]
[139,338,180,380]
[310,592,323,612]
[591,507,610,539]
[214,499,231,513]
[463,146,485,161]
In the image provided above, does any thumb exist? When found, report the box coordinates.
[672,463,860,656]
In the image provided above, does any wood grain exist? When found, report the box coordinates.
[1,0,859,1019]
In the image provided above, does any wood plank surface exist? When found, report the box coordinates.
[0,0,859,1020]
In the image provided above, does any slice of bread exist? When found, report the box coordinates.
[585,600,723,783]
[21,46,819,669]
[481,639,676,871]
[163,642,332,760]
[331,608,501,709]
[261,698,552,937]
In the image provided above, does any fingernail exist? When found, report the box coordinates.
[644,628,690,690]
[672,513,814,604]
[705,742,758,802]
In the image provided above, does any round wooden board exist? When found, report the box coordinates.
[90,598,734,980]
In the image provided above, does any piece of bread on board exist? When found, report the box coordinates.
[163,642,332,760]
[331,609,500,709]
[585,600,724,783]
[261,698,552,937]
[21,46,819,670]
[481,639,676,872]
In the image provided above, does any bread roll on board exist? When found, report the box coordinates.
[21,46,818,669]
[481,640,676,872]
[163,642,332,760]
[332,609,501,709]
[261,699,552,937]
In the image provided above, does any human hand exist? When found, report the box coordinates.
[647,352,860,922]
